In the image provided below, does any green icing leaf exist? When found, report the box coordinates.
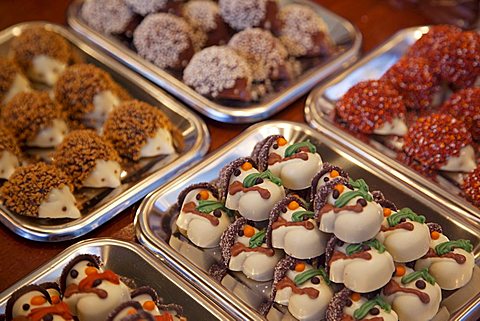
[387,208,426,227]
[196,200,234,217]
[401,268,436,285]
[435,239,473,256]
[291,210,314,222]
[243,169,282,188]
[346,239,385,256]
[284,140,317,157]
[353,296,391,320]
[293,267,330,286]
[334,178,372,208]
[249,229,266,248]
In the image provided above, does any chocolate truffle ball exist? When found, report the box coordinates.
[183,46,253,101]
[219,0,279,31]
[81,0,137,35]
[125,0,168,15]
[229,28,290,82]
[0,59,30,104]
[463,166,480,208]
[133,13,195,70]
[278,4,332,57]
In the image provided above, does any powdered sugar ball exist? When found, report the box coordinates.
[229,28,290,82]
[183,46,253,101]
[124,0,168,15]
[278,4,332,57]
[81,0,136,35]
[133,13,195,70]
[219,0,279,31]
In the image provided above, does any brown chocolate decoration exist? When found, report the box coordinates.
[328,250,372,266]
[251,135,284,171]
[276,276,319,299]
[313,176,351,219]
[59,254,101,293]
[318,203,364,218]
[326,287,353,321]
[310,163,350,203]
[177,182,219,207]
[372,190,398,211]
[217,157,257,200]
[182,201,220,226]
[380,222,414,232]
[228,180,271,199]
[383,279,430,303]
[422,248,466,264]
[231,242,275,257]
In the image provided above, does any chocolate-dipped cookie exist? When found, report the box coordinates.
[130,286,185,321]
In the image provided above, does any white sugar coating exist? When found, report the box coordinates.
[279,4,329,56]
[183,46,252,97]
[183,0,219,32]
[219,0,267,30]
[133,13,193,69]
[81,0,135,35]
[229,28,288,82]
[124,0,168,15]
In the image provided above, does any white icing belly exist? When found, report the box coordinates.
[140,127,175,157]
[373,117,408,136]
[26,118,68,148]
[3,73,31,104]
[38,185,81,219]
[86,90,121,129]
[440,145,476,172]
[83,159,122,188]
[30,55,66,86]
[0,150,19,180]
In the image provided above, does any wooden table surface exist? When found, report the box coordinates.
[0,0,431,292]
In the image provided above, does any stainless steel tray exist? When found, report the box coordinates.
[0,238,234,320]
[67,0,362,124]
[305,25,480,227]
[135,121,480,321]
[0,22,210,242]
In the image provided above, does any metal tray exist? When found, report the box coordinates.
[135,121,480,321]
[304,25,480,227]
[0,238,234,320]
[0,22,210,242]
[67,0,362,124]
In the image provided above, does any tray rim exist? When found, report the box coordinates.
[134,120,480,321]
[67,0,363,124]
[0,237,235,321]
[304,24,480,227]
[0,21,210,242]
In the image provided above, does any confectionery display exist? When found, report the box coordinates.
[0,126,22,180]
[2,254,187,321]
[80,0,335,103]
[0,59,31,104]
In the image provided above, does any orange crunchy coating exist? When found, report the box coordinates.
[1,91,65,145]
[1,162,72,217]
[10,27,72,74]
[54,64,129,123]
[0,126,21,157]
[53,130,120,188]
[103,100,173,160]
[463,166,480,208]
[0,59,23,103]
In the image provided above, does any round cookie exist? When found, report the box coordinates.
[0,59,30,104]
[81,0,138,36]
[219,0,280,31]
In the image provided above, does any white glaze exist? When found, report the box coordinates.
[11,290,51,317]
[38,186,81,219]
[318,187,383,243]
[382,267,441,321]
[30,55,66,86]
[85,90,121,130]
[268,144,323,190]
[26,118,68,148]
[329,243,395,293]
[0,150,19,180]
[3,73,30,104]
[343,296,398,321]
[373,117,408,136]
[274,264,333,321]
[440,145,477,172]
[376,217,430,263]
[228,226,282,281]
[82,159,122,188]
[140,127,175,158]
[271,203,328,259]
[176,188,231,248]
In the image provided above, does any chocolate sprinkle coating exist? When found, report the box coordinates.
[117,310,155,321]
[0,126,21,158]
[81,0,136,35]
[427,222,443,235]
[463,166,480,208]
[219,217,247,265]
[10,27,71,74]
[310,163,350,203]
[177,182,220,207]
[39,282,62,296]
[371,190,397,211]
[103,100,174,161]
[106,301,144,321]
[2,91,65,145]
[157,303,184,317]
[266,195,305,247]
[130,286,159,303]
[53,130,120,188]
[271,256,297,299]
[0,59,24,103]
[217,157,256,200]
[5,285,52,321]
[312,176,351,218]
[1,163,72,217]
[251,135,283,172]
[324,235,340,273]
[59,254,101,292]
[326,287,353,321]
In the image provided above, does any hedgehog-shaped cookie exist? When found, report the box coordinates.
[2,91,68,148]
[218,157,285,221]
[325,236,395,293]
[267,195,328,259]
[53,130,122,189]
[0,59,30,104]
[103,100,175,161]
[0,126,21,180]
[10,27,73,86]
[1,162,80,219]
[176,183,232,248]
[272,256,333,321]
[55,64,129,130]
[251,135,322,190]
[60,254,131,321]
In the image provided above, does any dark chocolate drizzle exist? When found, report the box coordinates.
[158,303,184,316]
[177,182,219,208]
[313,177,352,220]
[325,236,340,273]
[228,181,271,199]
[106,301,143,321]
[181,202,219,226]
[310,163,350,203]
[326,287,353,321]
[372,190,398,211]
[5,285,52,321]
[130,286,159,304]
[217,157,257,200]
[427,222,443,234]
[383,279,430,303]
[219,217,248,265]
[271,256,297,300]
[251,135,283,171]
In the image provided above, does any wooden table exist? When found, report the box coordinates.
[0,0,431,292]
